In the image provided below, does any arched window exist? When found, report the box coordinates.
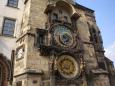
[89,27,98,43]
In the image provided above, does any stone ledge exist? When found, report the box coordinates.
[14,69,43,77]
[16,32,35,42]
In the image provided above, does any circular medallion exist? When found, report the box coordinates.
[57,55,80,79]
[53,25,75,48]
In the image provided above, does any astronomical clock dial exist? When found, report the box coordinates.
[53,25,75,48]
[57,55,80,79]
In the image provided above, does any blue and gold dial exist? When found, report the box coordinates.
[54,25,74,47]
[57,55,80,79]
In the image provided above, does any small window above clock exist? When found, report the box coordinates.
[64,16,68,22]
[52,13,58,20]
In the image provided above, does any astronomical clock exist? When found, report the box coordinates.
[47,22,84,85]
[37,23,84,85]
[49,23,84,84]
[13,0,113,86]
[37,6,84,85]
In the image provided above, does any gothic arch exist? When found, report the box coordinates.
[45,0,80,18]
[56,0,73,15]
[0,54,11,86]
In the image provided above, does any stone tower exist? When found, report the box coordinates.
[13,0,114,86]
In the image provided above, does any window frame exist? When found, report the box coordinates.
[2,17,16,37]
[7,0,19,8]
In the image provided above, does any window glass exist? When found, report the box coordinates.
[7,0,18,7]
[2,18,16,36]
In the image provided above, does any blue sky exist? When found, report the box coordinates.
[75,0,115,63]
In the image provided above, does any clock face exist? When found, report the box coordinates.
[54,25,74,48]
[57,55,80,79]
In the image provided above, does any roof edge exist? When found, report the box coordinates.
[74,2,94,13]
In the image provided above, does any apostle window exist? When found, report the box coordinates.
[64,16,68,22]
[52,13,58,20]
[2,18,16,36]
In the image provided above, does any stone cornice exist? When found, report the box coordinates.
[16,32,35,42]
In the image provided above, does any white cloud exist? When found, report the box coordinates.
[105,41,115,64]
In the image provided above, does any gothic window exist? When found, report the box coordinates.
[98,62,106,70]
[89,28,98,43]
[2,18,16,36]
[36,29,47,48]
[7,0,19,8]
[37,34,44,48]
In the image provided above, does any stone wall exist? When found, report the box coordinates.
[13,0,114,86]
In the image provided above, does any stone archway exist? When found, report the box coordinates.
[0,54,11,86]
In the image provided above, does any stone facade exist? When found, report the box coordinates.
[0,0,24,86]
[0,0,24,59]
[12,0,115,86]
